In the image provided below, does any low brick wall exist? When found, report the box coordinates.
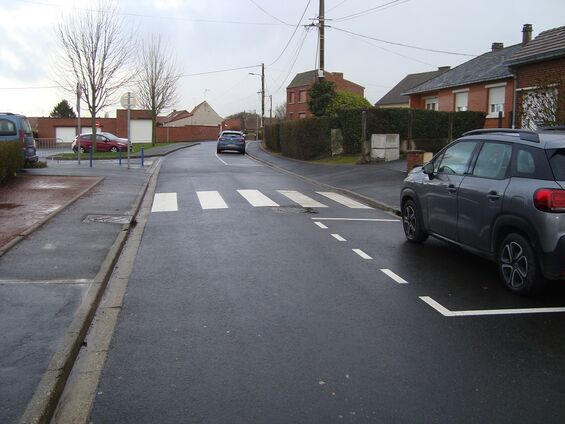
[156,125,219,142]
[406,150,425,172]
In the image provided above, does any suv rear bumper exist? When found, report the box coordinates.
[540,235,565,280]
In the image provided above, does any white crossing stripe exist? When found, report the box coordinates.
[314,221,328,229]
[316,192,372,209]
[151,193,178,212]
[237,190,279,207]
[352,249,372,259]
[196,191,228,210]
[278,190,328,208]
[331,234,347,241]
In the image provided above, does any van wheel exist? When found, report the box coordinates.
[402,199,428,243]
[498,233,546,295]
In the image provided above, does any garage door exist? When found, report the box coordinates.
[130,120,152,144]
[55,127,78,143]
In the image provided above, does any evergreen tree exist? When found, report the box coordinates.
[49,100,76,118]
[308,80,337,117]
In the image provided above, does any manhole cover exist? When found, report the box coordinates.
[0,203,19,210]
[271,206,318,214]
[83,214,132,224]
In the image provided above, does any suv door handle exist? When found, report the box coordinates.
[447,184,458,194]
[487,190,501,200]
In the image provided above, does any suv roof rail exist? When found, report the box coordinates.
[462,128,540,143]
[539,125,565,132]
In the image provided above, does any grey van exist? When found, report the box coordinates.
[0,113,38,164]
[401,128,565,295]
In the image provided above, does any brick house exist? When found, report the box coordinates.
[286,70,364,120]
[505,26,565,128]
[375,67,451,109]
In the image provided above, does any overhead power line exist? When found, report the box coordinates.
[327,0,351,13]
[247,0,293,26]
[332,0,408,22]
[267,0,313,67]
[330,26,478,56]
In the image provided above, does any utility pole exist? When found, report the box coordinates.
[269,95,273,123]
[318,0,325,80]
[261,63,265,129]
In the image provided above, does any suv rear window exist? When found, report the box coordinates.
[0,119,17,136]
[548,149,565,181]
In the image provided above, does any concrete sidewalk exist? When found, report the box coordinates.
[245,141,406,214]
[0,142,198,424]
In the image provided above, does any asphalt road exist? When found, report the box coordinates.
[90,143,565,423]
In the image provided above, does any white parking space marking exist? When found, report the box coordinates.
[196,191,228,210]
[312,218,400,222]
[278,190,328,208]
[420,296,565,317]
[331,234,347,242]
[316,192,372,209]
[380,269,409,284]
[314,222,328,229]
[353,249,372,259]
[238,190,279,207]
[151,193,178,212]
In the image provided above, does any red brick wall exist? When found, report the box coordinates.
[513,57,565,128]
[408,78,514,128]
[156,125,219,142]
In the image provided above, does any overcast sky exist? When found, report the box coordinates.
[1,0,564,119]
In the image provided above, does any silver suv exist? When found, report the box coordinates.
[401,128,565,295]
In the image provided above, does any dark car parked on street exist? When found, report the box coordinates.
[401,128,565,295]
[0,112,38,164]
[72,132,131,153]
[217,130,245,154]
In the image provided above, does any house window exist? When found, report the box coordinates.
[298,112,306,119]
[488,86,505,117]
[425,97,439,111]
[289,112,294,120]
[454,91,468,112]
[299,90,307,103]
[289,91,295,104]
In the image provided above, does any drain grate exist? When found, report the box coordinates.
[83,214,133,224]
[271,206,318,214]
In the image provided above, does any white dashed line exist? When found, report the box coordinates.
[314,222,328,229]
[380,269,409,284]
[196,191,228,209]
[331,234,346,242]
[278,190,328,208]
[238,190,279,207]
[352,249,372,259]
[419,296,565,317]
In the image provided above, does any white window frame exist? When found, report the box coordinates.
[424,97,439,111]
[453,90,469,112]
[486,83,506,118]
[288,91,295,104]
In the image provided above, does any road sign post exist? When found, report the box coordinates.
[120,92,137,169]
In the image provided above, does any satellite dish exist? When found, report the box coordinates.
[120,92,137,109]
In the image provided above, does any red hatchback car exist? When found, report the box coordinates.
[72,132,131,153]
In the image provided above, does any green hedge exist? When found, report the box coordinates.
[0,141,23,184]
[265,117,332,160]
[336,108,486,154]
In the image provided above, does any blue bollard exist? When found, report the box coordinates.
[141,147,144,167]
[89,148,93,168]
[119,147,122,166]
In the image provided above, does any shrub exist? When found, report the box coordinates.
[278,117,332,160]
[0,141,23,184]
[264,123,281,152]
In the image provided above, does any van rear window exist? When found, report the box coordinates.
[0,119,17,136]
[548,149,565,181]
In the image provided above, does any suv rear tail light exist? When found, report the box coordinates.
[19,129,25,142]
[534,189,565,212]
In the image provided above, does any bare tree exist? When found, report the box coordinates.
[274,102,287,120]
[521,75,565,129]
[56,0,134,149]
[136,34,182,145]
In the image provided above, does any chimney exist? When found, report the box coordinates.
[491,42,504,51]
[522,24,533,45]
[333,72,344,80]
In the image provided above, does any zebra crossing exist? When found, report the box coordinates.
[151,189,372,212]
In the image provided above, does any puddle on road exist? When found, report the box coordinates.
[271,206,319,214]
[29,182,71,190]
[0,203,20,210]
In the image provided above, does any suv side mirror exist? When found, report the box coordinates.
[422,162,435,178]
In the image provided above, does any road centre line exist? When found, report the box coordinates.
[311,218,400,222]
[420,296,565,317]
[314,221,328,229]
[380,269,409,284]
[353,249,372,259]
[151,193,178,212]
[331,234,347,241]
[214,152,228,165]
